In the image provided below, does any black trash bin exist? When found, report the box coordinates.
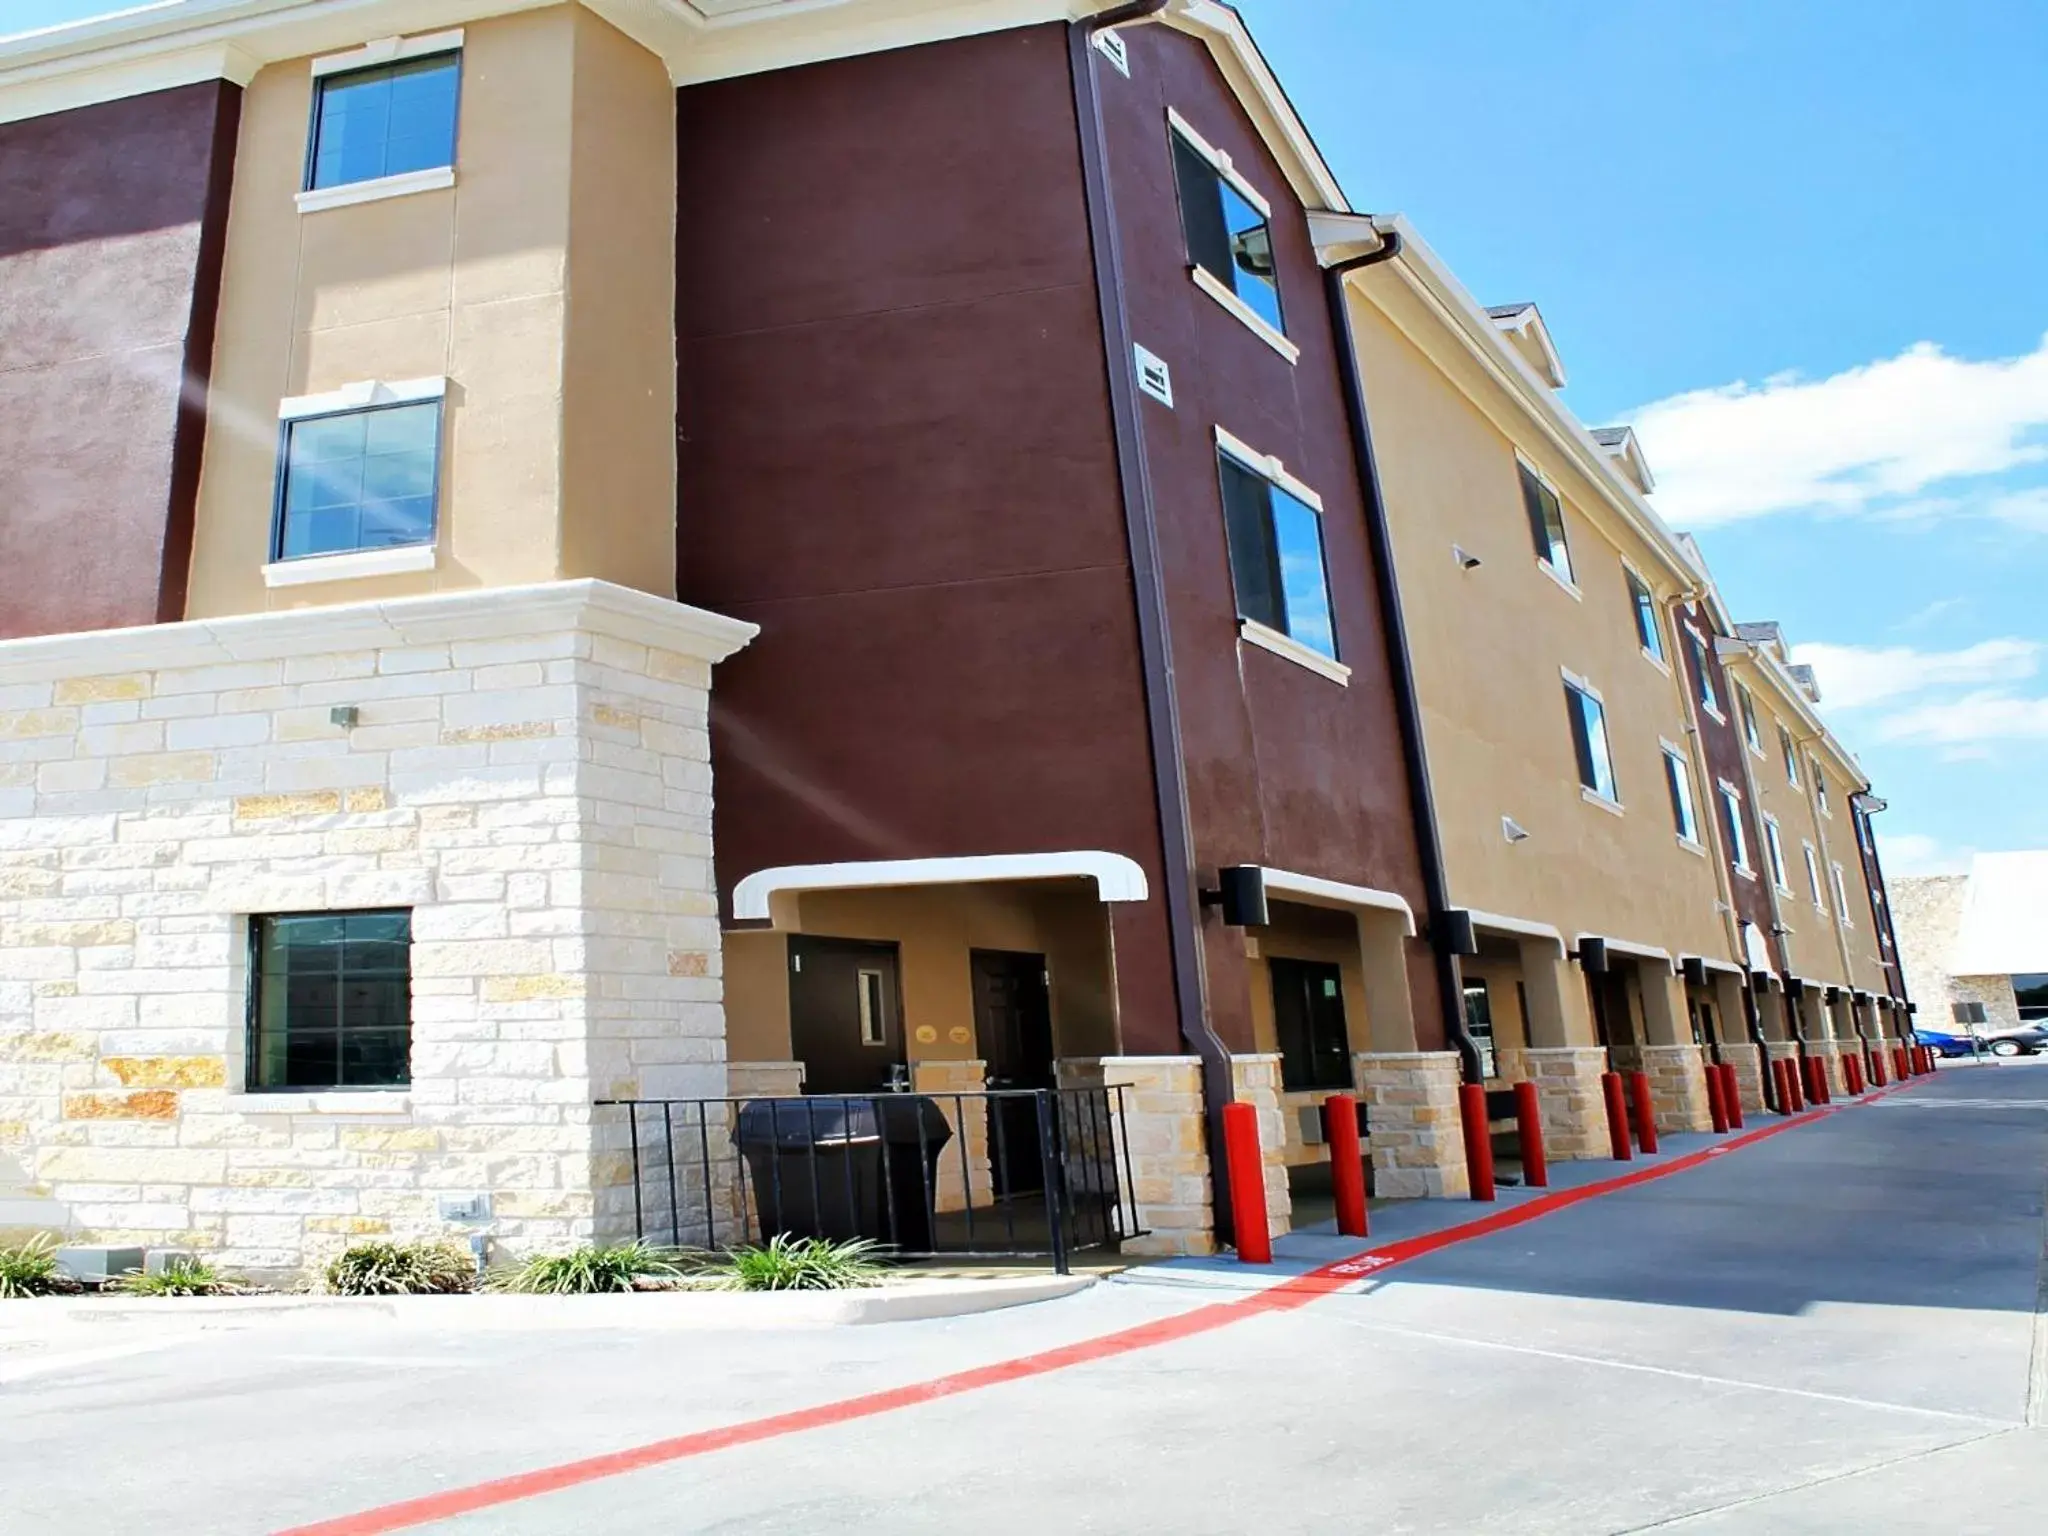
[734,1096,953,1251]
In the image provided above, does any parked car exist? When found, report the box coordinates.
[1913,1028,1979,1059]
[1985,1024,2048,1057]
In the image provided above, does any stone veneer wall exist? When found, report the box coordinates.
[1098,1055,1211,1257]
[0,581,752,1275]
[1353,1050,1468,1198]
[912,1058,991,1215]
[1638,1044,1712,1133]
[1227,1053,1291,1241]
[1720,1041,1768,1116]
[1519,1046,1610,1161]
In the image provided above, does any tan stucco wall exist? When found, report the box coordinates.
[1347,281,1729,968]
[183,7,676,618]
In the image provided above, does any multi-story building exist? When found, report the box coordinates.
[0,0,1913,1272]
[1894,852,2048,1037]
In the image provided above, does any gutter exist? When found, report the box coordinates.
[1069,1,1249,1242]
[1322,235,1482,1084]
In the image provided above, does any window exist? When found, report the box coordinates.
[307,51,460,192]
[1462,979,1498,1079]
[1762,814,1790,891]
[1718,781,1751,874]
[1564,676,1618,803]
[1738,687,1762,754]
[1169,115,1285,341]
[249,911,411,1091]
[1831,862,1852,926]
[275,399,442,561]
[1626,568,1665,663]
[1520,463,1574,585]
[2013,974,2048,1022]
[856,969,888,1046]
[1781,728,1800,787]
[1803,842,1826,909]
[1661,744,1699,844]
[1813,764,1830,815]
[1687,629,1722,718]
[1271,957,1352,1090]
[1217,438,1336,662]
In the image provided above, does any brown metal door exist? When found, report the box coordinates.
[789,937,903,1094]
[971,949,1054,1196]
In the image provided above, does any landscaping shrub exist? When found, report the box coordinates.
[324,1240,475,1296]
[0,1234,62,1299]
[489,1240,688,1294]
[113,1257,233,1297]
[710,1234,889,1292]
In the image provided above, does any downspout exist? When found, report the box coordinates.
[1322,236,1481,1084]
[1068,2,1246,1242]
[1666,594,1738,1070]
[1723,640,1798,1098]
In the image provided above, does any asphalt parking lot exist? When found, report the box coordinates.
[4,1062,2044,1534]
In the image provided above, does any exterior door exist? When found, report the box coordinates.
[789,937,904,1094]
[1271,957,1353,1091]
[971,949,1055,1197]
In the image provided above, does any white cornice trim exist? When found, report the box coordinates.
[1462,909,1565,949]
[1578,933,1675,972]
[0,579,757,683]
[1258,868,1416,935]
[732,850,1150,923]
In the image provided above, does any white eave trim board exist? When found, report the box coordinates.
[1258,869,1417,935]
[1577,934,1676,971]
[1463,909,1565,948]
[731,851,1152,923]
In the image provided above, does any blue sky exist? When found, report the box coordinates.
[11,0,2046,872]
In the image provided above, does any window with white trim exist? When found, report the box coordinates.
[1169,114,1284,340]
[274,389,443,561]
[1781,727,1800,787]
[307,49,460,192]
[1718,780,1751,874]
[1831,862,1852,926]
[1520,463,1574,585]
[1216,436,1335,662]
[1687,628,1722,719]
[1626,567,1665,663]
[1803,842,1826,909]
[1813,763,1830,815]
[1564,675,1618,803]
[1661,743,1699,844]
[1738,685,1763,755]
[1762,813,1790,891]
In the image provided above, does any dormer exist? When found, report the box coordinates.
[1591,425,1655,493]
[1733,621,1789,664]
[1486,302,1566,388]
[1786,663,1822,703]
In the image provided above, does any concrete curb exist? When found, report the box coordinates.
[0,1274,1094,1334]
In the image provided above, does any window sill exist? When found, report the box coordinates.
[1536,559,1581,600]
[296,165,455,215]
[221,1091,411,1115]
[1676,835,1707,858]
[1700,703,1727,725]
[264,544,436,588]
[1640,647,1671,676]
[1580,787,1624,817]
[1239,618,1350,685]
[1190,265,1300,363]
[1734,866,1758,882]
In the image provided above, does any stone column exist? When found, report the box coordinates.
[1801,992,1845,1095]
[913,1060,991,1215]
[1353,1051,1469,1198]
[1635,967,1711,1132]
[1229,1054,1291,1240]
[1098,1056,1212,1257]
[725,1062,804,1098]
[1519,1046,1612,1159]
[1519,937,1595,1048]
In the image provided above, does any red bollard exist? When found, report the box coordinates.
[1324,1094,1369,1238]
[1720,1062,1745,1128]
[1513,1079,1548,1188]
[1704,1061,1730,1133]
[1783,1056,1806,1112]
[1894,1045,1910,1080]
[1868,1050,1887,1088]
[1458,1081,1496,1202]
[1222,1101,1271,1264]
[1802,1056,1826,1105]
[1628,1071,1660,1154]
[1601,1071,1633,1160]
[1845,1055,1864,1096]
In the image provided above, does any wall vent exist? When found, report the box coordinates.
[1134,344,1173,407]
[1093,28,1131,76]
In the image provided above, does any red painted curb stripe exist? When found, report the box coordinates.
[274,1083,1905,1536]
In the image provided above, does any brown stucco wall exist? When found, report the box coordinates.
[672,25,1178,1052]
[0,81,238,639]
[1676,600,1780,969]
[1098,24,1443,1051]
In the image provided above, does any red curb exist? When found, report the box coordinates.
[272,1082,1911,1536]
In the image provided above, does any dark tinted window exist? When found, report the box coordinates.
[1519,465,1572,582]
[277,402,441,560]
[1565,682,1617,801]
[250,911,412,1090]
[1219,451,1336,659]
[1271,958,1351,1090]
[309,53,461,190]
[1171,130,1284,334]
[2014,974,2048,1020]
[1628,570,1664,661]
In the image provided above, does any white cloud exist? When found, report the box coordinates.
[1878,832,1975,877]
[1874,691,2048,746]
[1629,335,2048,526]
[1790,638,2042,710]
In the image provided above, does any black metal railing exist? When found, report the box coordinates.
[593,1086,1144,1275]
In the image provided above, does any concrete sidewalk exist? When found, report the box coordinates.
[3,1067,2044,1535]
